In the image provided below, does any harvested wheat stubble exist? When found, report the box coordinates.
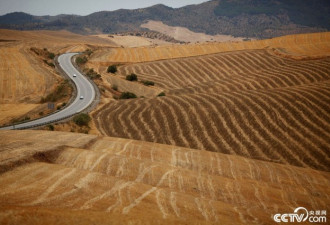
[0,130,329,225]
[94,47,330,171]
[89,32,330,64]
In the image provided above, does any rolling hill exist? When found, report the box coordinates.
[91,32,330,172]
[0,0,329,38]
[0,130,329,224]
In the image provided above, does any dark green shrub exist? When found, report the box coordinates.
[76,56,88,65]
[126,73,138,81]
[48,52,55,59]
[119,92,137,99]
[142,80,154,86]
[158,92,166,97]
[73,113,91,126]
[107,65,117,73]
[47,124,54,131]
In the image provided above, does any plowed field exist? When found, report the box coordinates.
[93,33,330,172]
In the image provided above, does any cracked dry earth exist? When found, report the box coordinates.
[0,130,329,224]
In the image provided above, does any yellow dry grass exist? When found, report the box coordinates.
[0,29,116,125]
[0,130,329,225]
[90,32,330,64]
[0,104,38,125]
[0,44,56,104]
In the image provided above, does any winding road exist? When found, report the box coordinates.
[0,53,96,130]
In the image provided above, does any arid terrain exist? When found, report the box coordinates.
[91,32,330,172]
[0,29,115,126]
[0,130,329,224]
[0,27,329,224]
[141,20,245,43]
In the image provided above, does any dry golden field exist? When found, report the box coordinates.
[89,32,330,64]
[0,130,329,224]
[0,29,115,125]
[93,33,330,172]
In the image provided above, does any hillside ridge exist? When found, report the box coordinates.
[0,130,329,224]
[0,0,329,38]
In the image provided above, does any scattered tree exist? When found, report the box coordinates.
[48,52,55,59]
[107,65,117,73]
[158,92,166,97]
[73,113,91,126]
[142,80,154,86]
[119,92,137,99]
[126,73,138,81]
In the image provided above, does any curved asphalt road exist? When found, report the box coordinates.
[0,53,95,130]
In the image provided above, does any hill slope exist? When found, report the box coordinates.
[0,0,329,38]
[0,130,329,224]
[91,32,330,172]
[0,29,115,126]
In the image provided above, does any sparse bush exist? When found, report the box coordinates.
[107,65,117,73]
[85,49,93,56]
[142,80,154,86]
[40,80,71,103]
[76,56,88,65]
[112,84,118,91]
[126,73,138,81]
[73,113,91,126]
[158,92,166,97]
[119,92,137,99]
[48,52,55,59]
[39,111,44,116]
[47,124,54,131]
[23,116,30,121]
[85,68,101,80]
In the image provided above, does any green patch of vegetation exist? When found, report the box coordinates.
[141,80,155,86]
[73,113,91,126]
[76,56,88,65]
[48,52,55,59]
[85,68,101,80]
[84,49,93,56]
[40,80,72,103]
[126,73,138,81]
[47,124,54,131]
[107,65,117,73]
[119,92,137,99]
[157,92,166,97]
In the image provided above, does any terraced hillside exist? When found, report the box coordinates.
[89,32,330,64]
[93,34,330,172]
[0,130,329,224]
